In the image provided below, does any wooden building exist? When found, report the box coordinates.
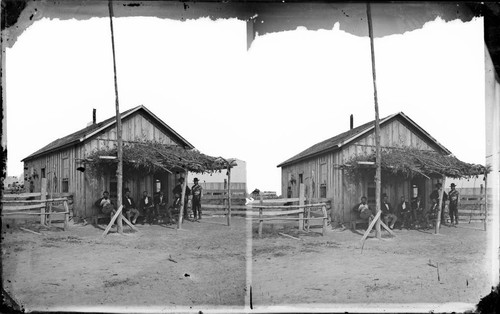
[277,112,452,223]
[22,105,195,220]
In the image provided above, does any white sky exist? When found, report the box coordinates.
[6,15,485,194]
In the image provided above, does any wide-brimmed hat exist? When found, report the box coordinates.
[450,183,456,187]
[193,178,199,182]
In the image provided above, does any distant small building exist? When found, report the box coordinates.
[189,158,247,193]
[3,176,20,189]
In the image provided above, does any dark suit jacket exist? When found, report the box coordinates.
[381,201,394,216]
[122,196,136,211]
[139,196,154,211]
[397,201,411,215]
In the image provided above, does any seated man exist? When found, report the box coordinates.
[352,196,374,226]
[397,195,412,229]
[154,191,168,223]
[139,191,155,225]
[422,198,439,229]
[123,189,140,224]
[381,194,397,229]
[95,191,116,222]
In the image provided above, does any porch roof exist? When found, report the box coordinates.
[343,147,488,179]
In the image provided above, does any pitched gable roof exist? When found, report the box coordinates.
[22,105,194,162]
[277,112,451,168]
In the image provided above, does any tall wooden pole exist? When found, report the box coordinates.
[366,2,381,239]
[435,176,446,234]
[108,0,123,234]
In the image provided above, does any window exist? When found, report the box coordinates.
[299,173,303,184]
[62,158,69,192]
[320,184,327,198]
[41,168,46,179]
[109,176,117,200]
[367,182,376,208]
[155,179,161,193]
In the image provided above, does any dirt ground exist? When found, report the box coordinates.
[251,220,495,312]
[1,216,247,312]
[1,215,496,313]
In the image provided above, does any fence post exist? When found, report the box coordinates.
[298,183,305,230]
[322,205,327,236]
[258,194,263,238]
[63,199,69,231]
[40,178,47,225]
[484,173,488,231]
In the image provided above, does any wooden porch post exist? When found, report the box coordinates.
[177,171,188,229]
[435,176,446,234]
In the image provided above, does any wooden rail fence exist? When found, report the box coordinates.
[1,178,70,231]
[247,203,328,237]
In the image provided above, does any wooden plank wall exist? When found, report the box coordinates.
[24,111,187,219]
[280,118,446,223]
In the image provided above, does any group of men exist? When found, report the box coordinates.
[94,177,203,225]
[352,182,460,230]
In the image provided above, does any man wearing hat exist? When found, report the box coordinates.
[191,178,203,220]
[448,183,460,226]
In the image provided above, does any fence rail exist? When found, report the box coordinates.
[1,179,70,231]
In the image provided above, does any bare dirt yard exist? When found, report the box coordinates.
[2,216,246,312]
[251,220,494,312]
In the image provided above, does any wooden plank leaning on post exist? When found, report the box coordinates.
[298,183,305,231]
[40,178,47,225]
[102,205,123,237]
[360,210,382,244]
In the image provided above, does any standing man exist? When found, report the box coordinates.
[123,188,140,224]
[173,177,191,220]
[411,195,423,227]
[381,193,397,229]
[154,190,168,223]
[448,183,460,226]
[139,190,155,225]
[397,195,412,229]
[191,178,203,220]
[430,183,448,225]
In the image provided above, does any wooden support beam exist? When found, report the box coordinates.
[102,205,123,237]
[177,172,188,229]
[360,210,382,244]
[435,176,446,234]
